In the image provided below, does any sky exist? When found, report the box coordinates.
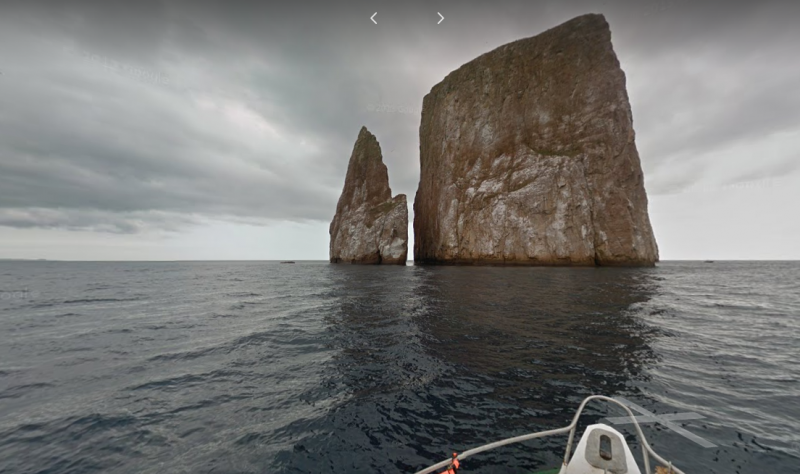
[1,0,798,261]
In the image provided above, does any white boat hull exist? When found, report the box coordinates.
[559,424,642,474]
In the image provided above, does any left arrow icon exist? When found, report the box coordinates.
[371,12,377,24]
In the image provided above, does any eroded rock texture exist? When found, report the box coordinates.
[330,127,408,264]
[414,14,658,266]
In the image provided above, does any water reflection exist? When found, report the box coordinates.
[271,265,661,473]
[412,267,661,411]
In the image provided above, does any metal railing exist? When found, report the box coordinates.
[414,395,685,474]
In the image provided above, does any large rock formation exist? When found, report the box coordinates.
[330,127,408,264]
[414,14,658,266]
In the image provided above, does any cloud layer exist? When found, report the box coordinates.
[1,0,799,258]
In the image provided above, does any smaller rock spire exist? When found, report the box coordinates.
[330,127,408,264]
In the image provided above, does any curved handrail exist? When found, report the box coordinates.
[413,395,686,474]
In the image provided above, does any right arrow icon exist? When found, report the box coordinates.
[437,12,444,24]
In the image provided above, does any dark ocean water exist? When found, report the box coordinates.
[0,261,798,474]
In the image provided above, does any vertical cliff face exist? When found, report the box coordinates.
[330,127,408,264]
[414,14,658,266]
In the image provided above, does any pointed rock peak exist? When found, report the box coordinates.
[342,125,391,206]
[355,126,375,149]
[555,13,608,29]
[330,127,408,265]
[535,13,611,44]
[516,14,610,46]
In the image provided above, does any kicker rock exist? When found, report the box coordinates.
[330,127,408,264]
[413,14,658,266]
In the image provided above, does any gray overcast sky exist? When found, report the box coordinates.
[1,0,799,260]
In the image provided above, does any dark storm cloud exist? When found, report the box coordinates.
[1,1,351,232]
[1,0,798,233]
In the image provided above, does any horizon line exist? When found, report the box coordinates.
[2,259,799,263]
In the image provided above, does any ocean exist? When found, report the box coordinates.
[0,261,798,473]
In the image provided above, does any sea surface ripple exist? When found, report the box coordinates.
[0,261,798,473]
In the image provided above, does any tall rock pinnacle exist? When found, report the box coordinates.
[413,14,658,266]
[330,127,408,264]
